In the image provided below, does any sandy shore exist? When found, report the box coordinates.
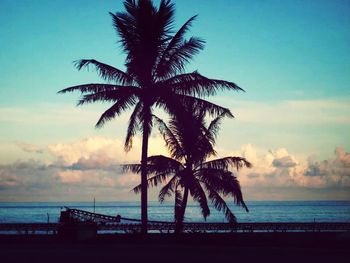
[0,232,349,262]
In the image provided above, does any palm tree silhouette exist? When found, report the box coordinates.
[58,0,244,233]
[125,103,251,233]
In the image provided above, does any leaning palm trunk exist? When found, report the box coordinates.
[140,127,149,233]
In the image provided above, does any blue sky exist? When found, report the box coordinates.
[0,0,349,201]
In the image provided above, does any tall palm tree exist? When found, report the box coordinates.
[58,0,244,233]
[125,104,251,233]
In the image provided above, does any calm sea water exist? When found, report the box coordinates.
[0,201,349,223]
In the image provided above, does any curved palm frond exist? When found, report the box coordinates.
[123,155,182,175]
[205,112,227,145]
[156,93,233,121]
[153,115,184,160]
[188,176,210,219]
[154,0,175,41]
[202,157,252,171]
[122,163,141,174]
[202,182,237,223]
[197,168,248,212]
[163,71,244,97]
[147,155,183,172]
[159,174,179,203]
[58,84,135,94]
[76,86,139,105]
[156,37,205,79]
[110,11,137,62]
[132,170,171,194]
[95,94,138,127]
[175,94,233,118]
[155,15,198,78]
[74,59,135,84]
[125,101,143,151]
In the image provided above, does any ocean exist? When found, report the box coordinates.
[0,201,349,224]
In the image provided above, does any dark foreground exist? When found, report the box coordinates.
[0,232,349,263]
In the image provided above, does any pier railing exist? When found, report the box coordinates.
[1,222,350,234]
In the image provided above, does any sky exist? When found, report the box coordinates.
[0,0,349,202]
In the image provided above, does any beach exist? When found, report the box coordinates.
[1,232,349,263]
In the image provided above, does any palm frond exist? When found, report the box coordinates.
[198,169,248,212]
[153,115,184,160]
[76,86,139,105]
[167,94,234,118]
[155,0,175,40]
[122,155,182,176]
[110,11,137,61]
[58,84,135,94]
[203,182,237,223]
[188,177,210,219]
[95,94,137,127]
[159,175,179,203]
[73,59,135,84]
[147,155,183,172]
[202,157,252,171]
[155,15,198,78]
[157,37,205,79]
[125,102,143,151]
[132,171,170,194]
[122,163,141,174]
[205,112,229,145]
[163,71,244,97]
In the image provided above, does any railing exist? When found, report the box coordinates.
[0,223,58,234]
[1,222,349,234]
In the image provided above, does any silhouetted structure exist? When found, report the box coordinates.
[58,0,244,233]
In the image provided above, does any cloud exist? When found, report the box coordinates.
[47,136,168,169]
[0,171,20,188]
[15,141,44,154]
[304,147,350,178]
[273,156,297,168]
[236,145,350,190]
[56,170,83,183]
[0,136,169,201]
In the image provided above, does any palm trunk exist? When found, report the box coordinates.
[175,186,189,234]
[140,121,149,234]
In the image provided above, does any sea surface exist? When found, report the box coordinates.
[0,201,349,223]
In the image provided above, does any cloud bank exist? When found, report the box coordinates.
[0,137,349,201]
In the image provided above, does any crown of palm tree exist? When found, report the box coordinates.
[125,106,251,225]
[59,0,243,150]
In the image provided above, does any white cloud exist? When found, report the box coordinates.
[47,136,168,168]
[56,170,83,183]
[235,145,350,190]
[15,141,44,154]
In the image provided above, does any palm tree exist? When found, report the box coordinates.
[58,0,244,233]
[125,104,251,233]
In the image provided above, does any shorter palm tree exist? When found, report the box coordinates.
[124,105,251,233]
